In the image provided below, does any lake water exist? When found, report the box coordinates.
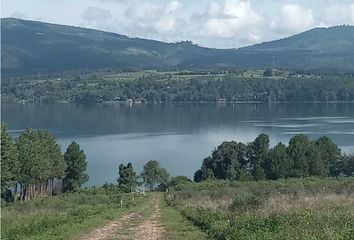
[2,102,354,186]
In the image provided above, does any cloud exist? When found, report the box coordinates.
[82,7,112,22]
[321,3,354,26]
[184,0,263,47]
[271,4,315,34]
[106,0,186,40]
[9,11,27,19]
[3,0,354,48]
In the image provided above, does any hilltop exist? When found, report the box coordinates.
[2,18,354,76]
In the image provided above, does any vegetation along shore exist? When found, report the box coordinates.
[1,124,354,239]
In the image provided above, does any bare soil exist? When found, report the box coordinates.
[78,195,166,240]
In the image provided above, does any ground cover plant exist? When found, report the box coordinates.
[169,177,354,240]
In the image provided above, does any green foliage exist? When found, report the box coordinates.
[3,71,354,104]
[341,154,354,177]
[266,142,289,179]
[263,69,273,77]
[1,124,19,192]
[249,133,270,180]
[1,189,145,240]
[62,141,88,193]
[117,162,138,193]
[181,205,354,240]
[175,178,354,240]
[315,136,342,176]
[168,176,191,188]
[141,160,169,190]
[161,194,207,240]
[195,134,348,183]
[14,129,66,201]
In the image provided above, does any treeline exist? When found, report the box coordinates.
[1,125,88,202]
[194,134,354,182]
[2,73,354,103]
[114,160,169,193]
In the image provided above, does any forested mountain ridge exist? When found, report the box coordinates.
[2,18,354,76]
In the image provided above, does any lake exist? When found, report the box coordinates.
[2,102,354,186]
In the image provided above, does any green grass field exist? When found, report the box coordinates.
[169,177,354,240]
[1,189,147,240]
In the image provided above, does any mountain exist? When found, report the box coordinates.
[2,18,354,76]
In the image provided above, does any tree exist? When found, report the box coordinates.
[287,135,313,177]
[62,142,88,192]
[117,163,138,193]
[17,129,51,201]
[263,69,273,77]
[44,132,66,196]
[249,134,270,180]
[141,160,169,191]
[194,169,203,182]
[266,142,289,179]
[307,142,326,177]
[168,176,191,188]
[1,124,19,192]
[340,154,354,176]
[315,136,341,176]
[14,129,65,201]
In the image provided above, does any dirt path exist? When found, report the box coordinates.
[130,197,166,240]
[79,212,137,240]
[78,195,166,240]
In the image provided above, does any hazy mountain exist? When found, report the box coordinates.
[2,18,354,76]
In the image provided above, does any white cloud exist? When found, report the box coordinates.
[272,4,315,34]
[2,0,354,48]
[9,11,27,19]
[198,0,263,46]
[165,1,181,14]
[321,3,354,25]
[82,7,112,22]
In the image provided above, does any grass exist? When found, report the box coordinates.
[160,194,207,240]
[1,189,148,240]
[170,177,354,240]
[180,204,354,240]
[172,177,354,209]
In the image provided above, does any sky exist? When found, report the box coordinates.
[2,0,354,48]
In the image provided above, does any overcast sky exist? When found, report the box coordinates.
[2,0,354,48]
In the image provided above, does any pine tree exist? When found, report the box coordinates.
[249,134,269,180]
[117,163,138,193]
[266,142,290,179]
[315,136,341,176]
[1,124,19,192]
[17,129,47,200]
[287,135,311,177]
[62,141,88,192]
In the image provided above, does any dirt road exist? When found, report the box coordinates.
[78,195,166,240]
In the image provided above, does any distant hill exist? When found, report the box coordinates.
[2,18,354,76]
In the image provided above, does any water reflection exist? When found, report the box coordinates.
[2,102,354,186]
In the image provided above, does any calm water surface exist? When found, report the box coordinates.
[2,103,354,186]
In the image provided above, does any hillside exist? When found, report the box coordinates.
[2,18,354,76]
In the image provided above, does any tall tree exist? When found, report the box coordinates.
[62,142,88,192]
[287,135,312,177]
[340,154,354,177]
[266,142,290,179]
[1,124,19,192]
[249,134,270,180]
[141,160,169,191]
[315,136,341,176]
[307,141,327,177]
[17,129,50,201]
[117,163,138,193]
[44,132,66,195]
